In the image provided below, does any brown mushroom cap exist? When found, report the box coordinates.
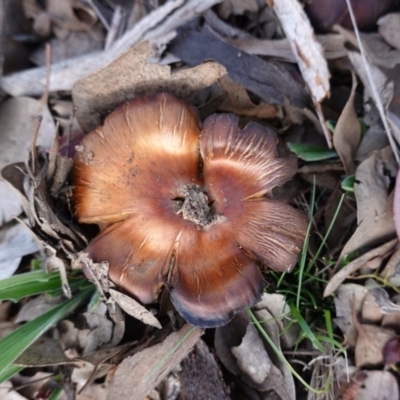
[73,93,307,328]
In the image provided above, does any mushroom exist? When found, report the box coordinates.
[73,93,307,328]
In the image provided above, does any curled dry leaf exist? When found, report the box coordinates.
[333,72,361,175]
[325,238,398,297]
[216,75,277,119]
[326,146,398,293]
[108,289,161,329]
[72,41,227,132]
[73,93,307,328]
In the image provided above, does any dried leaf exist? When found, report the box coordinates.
[216,75,277,119]
[355,323,396,367]
[72,41,227,132]
[0,178,23,226]
[378,13,400,50]
[333,284,368,347]
[169,24,310,109]
[14,336,70,367]
[107,324,203,400]
[225,34,347,61]
[253,293,299,349]
[254,309,296,399]
[0,221,40,279]
[0,97,55,170]
[231,323,272,385]
[382,337,400,365]
[329,146,397,280]
[354,371,399,400]
[108,289,161,329]
[179,340,229,399]
[325,239,398,297]
[333,73,361,175]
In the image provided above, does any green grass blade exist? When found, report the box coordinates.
[289,303,325,352]
[0,365,23,384]
[296,176,316,309]
[287,143,337,162]
[0,271,84,302]
[0,286,94,375]
[341,175,356,193]
[248,310,330,394]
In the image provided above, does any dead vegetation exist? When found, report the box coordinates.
[1,0,400,399]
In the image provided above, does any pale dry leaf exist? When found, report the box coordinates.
[0,97,55,170]
[254,309,296,400]
[378,13,400,50]
[0,178,23,226]
[72,41,226,131]
[324,238,398,297]
[354,370,399,400]
[231,323,272,385]
[225,34,346,61]
[333,284,368,347]
[15,295,62,323]
[394,169,400,240]
[331,146,397,273]
[80,302,114,354]
[253,292,299,349]
[347,48,399,161]
[216,75,277,119]
[0,383,27,400]
[333,72,361,175]
[108,288,161,329]
[214,312,250,377]
[215,311,291,397]
[0,221,40,279]
[72,361,112,393]
[355,323,396,367]
[107,324,203,400]
[381,247,400,286]
[361,292,385,324]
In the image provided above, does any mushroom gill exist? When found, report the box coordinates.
[73,92,307,328]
